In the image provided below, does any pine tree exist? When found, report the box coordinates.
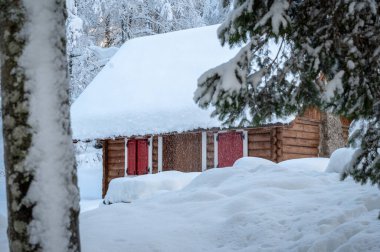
[194,1,380,187]
[0,0,81,250]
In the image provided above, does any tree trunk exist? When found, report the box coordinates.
[0,0,81,251]
[319,112,346,157]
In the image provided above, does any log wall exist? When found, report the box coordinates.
[152,136,158,174]
[102,138,125,197]
[247,128,273,161]
[281,117,320,161]
[206,132,214,169]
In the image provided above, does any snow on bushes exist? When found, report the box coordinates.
[326,148,357,174]
[104,171,200,204]
[81,159,380,252]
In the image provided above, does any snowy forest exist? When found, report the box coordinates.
[0,0,379,251]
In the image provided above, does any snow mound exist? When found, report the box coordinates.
[326,148,357,174]
[104,171,200,204]
[233,157,275,170]
[81,159,380,252]
[279,158,330,172]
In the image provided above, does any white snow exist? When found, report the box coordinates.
[75,141,103,199]
[104,171,200,204]
[233,156,275,170]
[326,148,357,174]
[279,157,330,172]
[323,70,345,102]
[18,1,80,250]
[1,156,380,251]
[80,200,103,213]
[88,46,118,67]
[71,25,294,140]
[79,160,380,252]
[255,0,290,35]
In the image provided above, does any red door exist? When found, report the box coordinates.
[127,140,137,175]
[127,139,149,175]
[218,132,243,167]
[137,140,149,175]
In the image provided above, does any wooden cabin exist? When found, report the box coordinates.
[70,25,350,197]
[100,107,350,197]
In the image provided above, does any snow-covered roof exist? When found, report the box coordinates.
[71,25,293,140]
[71,25,241,139]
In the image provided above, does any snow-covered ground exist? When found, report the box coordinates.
[1,153,379,252]
[80,156,379,252]
[75,141,103,200]
[104,171,200,204]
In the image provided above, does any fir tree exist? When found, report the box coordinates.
[195,1,380,188]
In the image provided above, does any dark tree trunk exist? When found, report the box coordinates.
[0,0,81,251]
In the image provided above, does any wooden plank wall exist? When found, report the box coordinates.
[102,140,108,198]
[102,138,125,197]
[281,117,320,161]
[152,136,158,174]
[247,128,273,161]
[206,132,214,169]
[162,133,202,172]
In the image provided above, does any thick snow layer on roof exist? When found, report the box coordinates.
[71,25,241,139]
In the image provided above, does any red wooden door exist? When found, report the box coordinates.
[218,132,243,168]
[137,140,149,175]
[127,140,137,175]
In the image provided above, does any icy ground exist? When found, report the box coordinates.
[1,154,379,251]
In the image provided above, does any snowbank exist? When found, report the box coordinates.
[233,156,275,170]
[279,157,330,172]
[326,148,357,174]
[104,171,200,204]
[81,160,380,252]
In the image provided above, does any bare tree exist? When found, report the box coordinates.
[0,0,81,251]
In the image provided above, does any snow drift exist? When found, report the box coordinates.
[80,158,380,252]
[104,171,200,204]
